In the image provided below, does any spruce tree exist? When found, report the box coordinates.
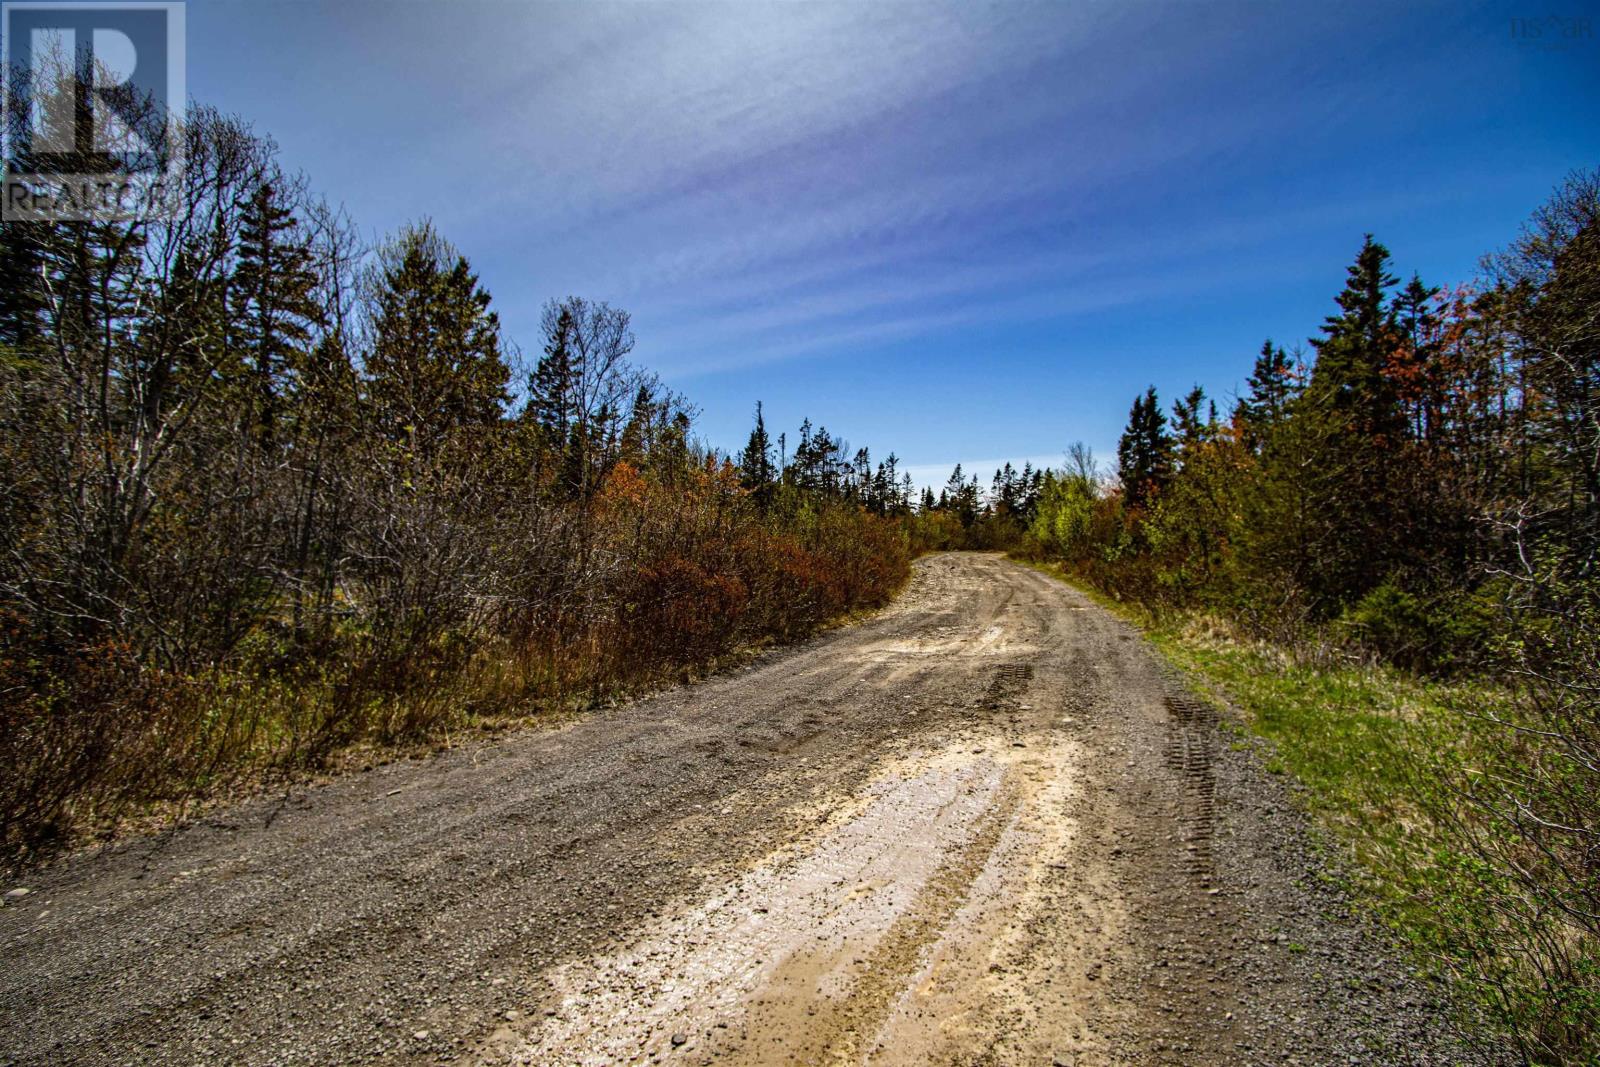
[1393,274,1443,440]
[365,222,509,453]
[529,305,577,445]
[1308,234,1401,437]
[789,419,816,491]
[1237,340,1296,450]
[233,180,322,444]
[944,464,966,508]
[739,401,776,506]
[1117,386,1174,509]
[1172,385,1210,462]
[1277,235,1406,610]
[852,447,872,502]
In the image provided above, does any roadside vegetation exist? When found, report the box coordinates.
[0,107,916,865]
[1051,589,1597,1066]
[985,173,1598,1064]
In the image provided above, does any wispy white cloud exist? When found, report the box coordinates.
[407,0,1461,379]
[190,0,1589,485]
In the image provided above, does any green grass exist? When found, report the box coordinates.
[1144,619,1600,1065]
[1143,619,1479,925]
[1021,559,1598,1064]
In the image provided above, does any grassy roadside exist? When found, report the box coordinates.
[1022,559,1598,1065]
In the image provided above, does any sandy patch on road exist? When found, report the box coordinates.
[486,721,1117,1067]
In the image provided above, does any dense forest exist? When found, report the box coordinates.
[915,171,1599,1063]
[0,109,916,861]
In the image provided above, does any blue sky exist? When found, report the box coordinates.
[183,0,1598,489]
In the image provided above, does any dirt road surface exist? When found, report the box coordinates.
[1,554,1491,1066]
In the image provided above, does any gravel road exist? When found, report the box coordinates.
[0,553,1498,1066]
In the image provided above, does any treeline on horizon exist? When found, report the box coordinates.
[0,107,919,862]
[909,171,1598,1062]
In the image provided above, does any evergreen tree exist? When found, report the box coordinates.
[1172,385,1210,462]
[790,422,845,496]
[528,305,577,443]
[618,382,658,462]
[991,464,1013,513]
[1117,386,1174,509]
[1018,462,1043,520]
[365,222,509,453]
[789,419,816,490]
[1267,236,1405,610]
[942,464,981,527]
[1392,274,1443,441]
[871,453,903,514]
[944,463,966,508]
[1236,340,1296,451]
[739,401,776,505]
[1308,234,1402,438]
[851,447,872,502]
[817,428,844,495]
[0,222,47,353]
[233,180,323,444]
